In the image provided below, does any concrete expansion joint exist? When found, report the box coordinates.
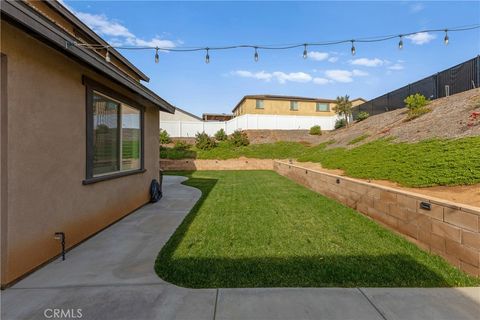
[213,288,219,320]
[357,288,388,320]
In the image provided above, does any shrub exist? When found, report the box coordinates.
[229,130,250,147]
[334,118,347,129]
[195,132,217,150]
[173,140,191,150]
[159,129,172,144]
[404,94,430,120]
[214,128,228,141]
[309,125,322,135]
[356,111,370,122]
[404,93,429,110]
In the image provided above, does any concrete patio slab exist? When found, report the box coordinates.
[2,285,216,320]
[361,287,480,320]
[1,175,479,320]
[216,288,384,320]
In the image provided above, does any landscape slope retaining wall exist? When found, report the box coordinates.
[160,159,275,171]
[274,160,480,277]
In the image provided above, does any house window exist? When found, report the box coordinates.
[290,101,298,111]
[316,103,329,112]
[256,99,264,109]
[84,78,144,184]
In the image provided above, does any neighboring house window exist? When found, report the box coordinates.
[290,101,298,111]
[316,103,330,112]
[256,99,264,109]
[84,78,144,183]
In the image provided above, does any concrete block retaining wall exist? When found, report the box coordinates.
[160,159,275,171]
[274,160,480,277]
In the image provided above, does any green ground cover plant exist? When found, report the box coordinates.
[160,137,480,187]
[347,134,370,145]
[298,137,480,187]
[155,171,480,288]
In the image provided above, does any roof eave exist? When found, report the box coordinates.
[2,0,174,114]
[44,0,150,82]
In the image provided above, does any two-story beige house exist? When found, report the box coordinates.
[232,95,366,117]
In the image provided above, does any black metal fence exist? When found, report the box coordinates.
[353,56,480,119]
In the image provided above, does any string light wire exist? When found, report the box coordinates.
[71,24,479,62]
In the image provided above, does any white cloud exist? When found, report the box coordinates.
[388,63,404,71]
[313,77,331,85]
[323,69,369,83]
[231,70,273,81]
[232,68,368,85]
[232,70,330,85]
[349,58,385,67]
[308,51,329,61]
[272,72,312,84]
[406,32,436,45]
[325,70,354,83]
[328,57,339,63]
[75,12,134,38]
[60,2,176,49]
[232,70,312,84]
[410,3,425,13]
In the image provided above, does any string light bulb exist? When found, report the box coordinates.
[105,48,111,63]
[444,29,449,45]
[155,47,159,63]
[205,48,210,64]
[350,40,356,56]
[398,35,403,50]
[254,47,259,62]
[303,44,308,59]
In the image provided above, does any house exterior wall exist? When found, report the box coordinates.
[234,98,336,117]
[0,21,160,286]
[160,109,202,122]
[234,98,366,117]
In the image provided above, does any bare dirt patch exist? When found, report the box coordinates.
[317,88,480,148]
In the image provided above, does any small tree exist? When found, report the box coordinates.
[195,132,216,150]
[159,129,172,144]
[229,130,250,147]
[404,94,430,120]
[214,128,228,141]
[333,95,353,127]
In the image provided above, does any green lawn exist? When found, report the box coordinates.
[155,171,479,288]
[160,137,480,187]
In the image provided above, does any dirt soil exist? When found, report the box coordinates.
[317,88,480,148]
[293,161,480,208]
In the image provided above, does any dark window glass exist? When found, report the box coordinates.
[93,93,119,176]
[121,105,141,171]
[316,103,329,112]
[91,92,142,177]
[290,101,298,111]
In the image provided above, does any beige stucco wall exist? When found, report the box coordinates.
[0,21,160,286]
[160,109,201,122]
[234,98,366,117]
[235,98,336,117]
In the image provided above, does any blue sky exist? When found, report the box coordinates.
[64,1,480,115]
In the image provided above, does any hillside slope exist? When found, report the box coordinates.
[320,88,480,148]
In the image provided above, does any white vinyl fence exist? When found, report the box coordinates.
[160,114,340,137]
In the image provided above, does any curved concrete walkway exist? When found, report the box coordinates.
[1,176,479,320]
